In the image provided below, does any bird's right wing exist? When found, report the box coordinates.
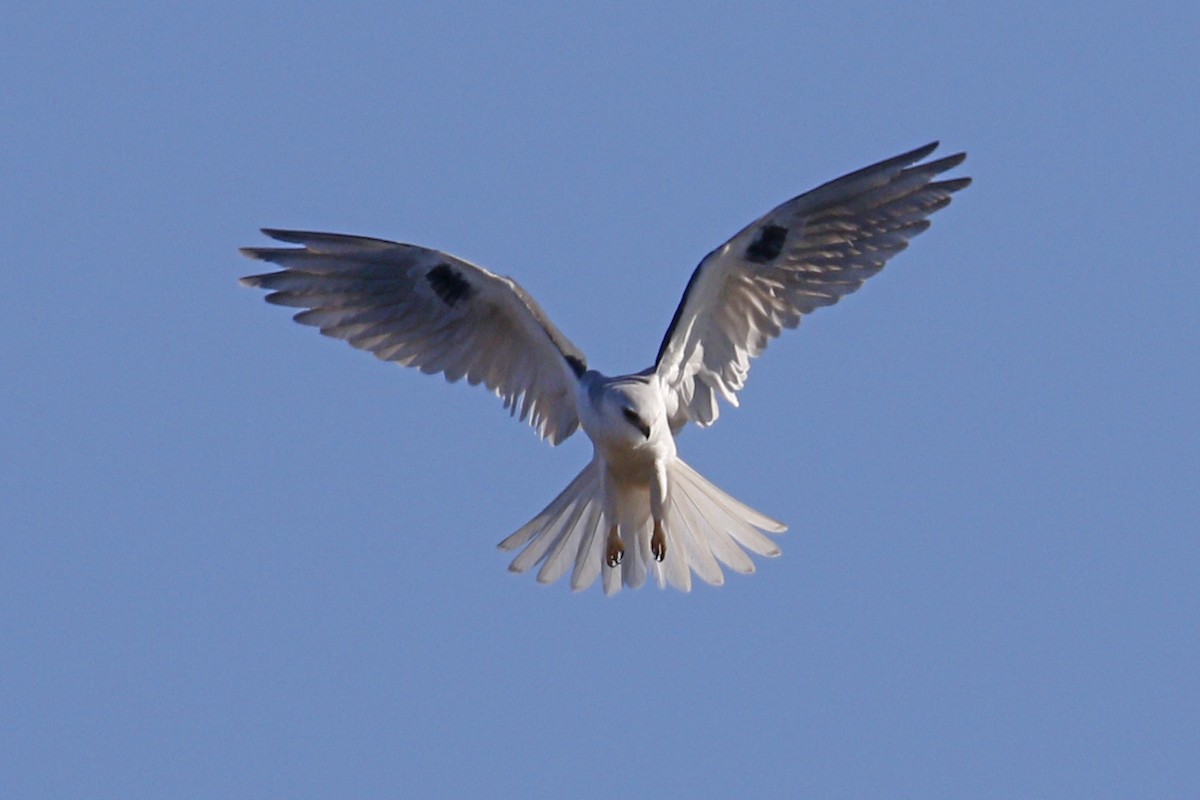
[240,229,586,444]
[655,143,970,430]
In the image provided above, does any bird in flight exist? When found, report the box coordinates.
[241,142,969,594]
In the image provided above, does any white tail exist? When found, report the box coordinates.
[498,457,786,594]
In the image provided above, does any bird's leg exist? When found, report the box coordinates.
[651,519,667,562]
[605,525,624,567]
[650,460,669,562]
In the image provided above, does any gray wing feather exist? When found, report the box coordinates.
[241,229,585,444]
[655,143,970,430]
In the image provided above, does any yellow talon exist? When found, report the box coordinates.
[606,528,624,567]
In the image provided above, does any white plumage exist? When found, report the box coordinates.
[241,142,970,594]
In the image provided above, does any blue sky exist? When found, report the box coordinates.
[2,2,1197,797]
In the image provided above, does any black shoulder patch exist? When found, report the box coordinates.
[426,263,473,307]
[745,224,788,263]
[564,354,586,378]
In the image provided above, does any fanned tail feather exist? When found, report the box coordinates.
[500,457,785,595]
[498,460,602,578]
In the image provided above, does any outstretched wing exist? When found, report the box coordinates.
[655,142,970,429]
[240,229,586,444]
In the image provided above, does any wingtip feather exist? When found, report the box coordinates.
[918,152,967,174]
[910,140,940,161]
[937,176,972,192]
[259,228,310,244]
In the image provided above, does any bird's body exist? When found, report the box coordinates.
[575,370,677,571]
[241,142,970,594]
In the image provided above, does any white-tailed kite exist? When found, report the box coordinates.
[241,142,969,594]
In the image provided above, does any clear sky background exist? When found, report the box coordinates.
[2,2,1197,797]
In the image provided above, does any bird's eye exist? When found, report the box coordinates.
[621,407,651,438]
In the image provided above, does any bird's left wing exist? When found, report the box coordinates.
[240,229,586,444]
[655,142,970,430]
